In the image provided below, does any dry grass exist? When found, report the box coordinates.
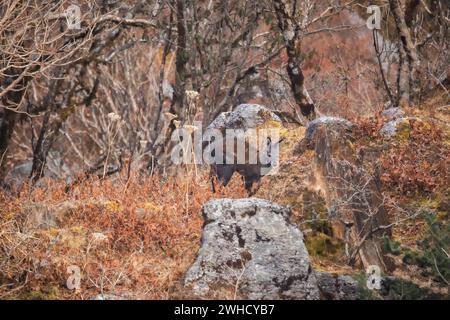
[0,170,246,299]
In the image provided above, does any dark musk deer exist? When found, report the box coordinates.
[204,104,284,196]
[209,143,281,196]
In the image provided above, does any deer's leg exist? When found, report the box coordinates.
[210,174,217,193]
[244,175,261,197]
[210,165,235,193]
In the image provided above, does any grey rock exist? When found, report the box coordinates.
[6,151,73,187]
[205,104,281,136]
[316,272,359,300]
[380,119,403,137]
[205,111,231,133]
[92,293,129,300]
[379,117,413,138]
[305,116,353,144]
[224,104,281,130]
[381,107,405,121]
[184,198,320,300]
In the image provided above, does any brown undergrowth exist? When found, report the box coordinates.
[0,171,246,299]
[1,105,448,299]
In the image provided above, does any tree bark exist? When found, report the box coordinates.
[0,66,31,184]
[273,0,316,120]
[389,0,420,104]
[170,0,189,122]
[29,76,64,183]
[0,109,17,184]
[303,120,394,272]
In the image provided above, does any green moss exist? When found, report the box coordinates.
[305,232,343,257]
[383,236,402,256]
[58,105,76,121]
[395,118,412,141]
[384,278,447,300]
[17,286,61,300]
[355,272,447,300]
[399,211,450,284]
[412,193,449,222]
[345,139,356,154]
[301,191,328,219]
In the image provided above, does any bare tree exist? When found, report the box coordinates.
[272,0,317,120]
[0,1,162,184]
[372,0,449,107]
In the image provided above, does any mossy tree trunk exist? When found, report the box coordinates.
[307,123,393,272]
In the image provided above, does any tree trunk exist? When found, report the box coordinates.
[304,119,394,272]
[389,0,420,104]
[0,109,17,184]
[170,0,189,122]
[273,0,316,120]
[29,77,64,183]
[0,66,30,184]
[151,0,189,166]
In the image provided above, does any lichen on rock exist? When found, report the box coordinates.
[184,198,320,299]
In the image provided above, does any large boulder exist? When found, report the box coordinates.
[184,198,320,300]
[381,107,405,121]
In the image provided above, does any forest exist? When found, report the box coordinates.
[0,0,449,300]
